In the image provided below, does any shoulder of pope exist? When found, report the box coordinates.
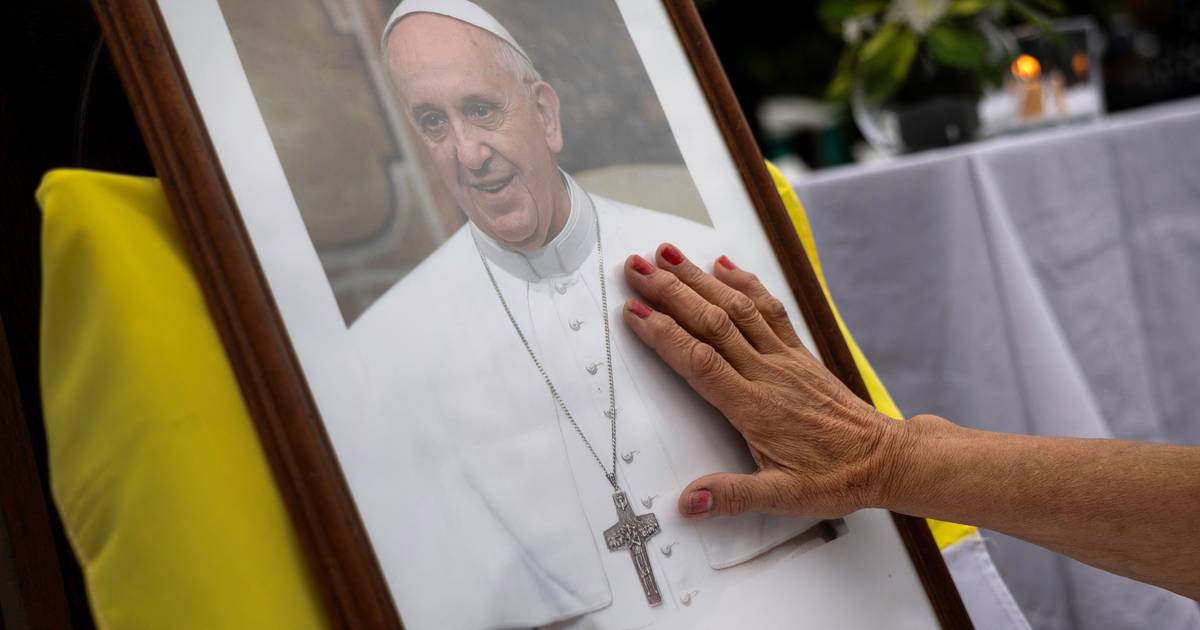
[349,187,718,342]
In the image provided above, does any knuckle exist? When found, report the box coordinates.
[661,273,691,303]
[760,296,789,322]
[687,340,722,376]
[697,304,734,340]
[726,293,759,324]
[723,483,752,514]
[644,312,674,338]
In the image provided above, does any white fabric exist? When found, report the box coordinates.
[350,194,821,630]
[381,0,531,62]
[794,98,1200,630]
[942,533,1033,630]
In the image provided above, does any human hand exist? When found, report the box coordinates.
[622,244,908,520]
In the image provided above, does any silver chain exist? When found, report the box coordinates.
[478,203,620,490]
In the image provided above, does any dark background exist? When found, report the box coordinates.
[3,0,1198,627]
[696,0,1200,168]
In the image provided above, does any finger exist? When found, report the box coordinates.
[678,469,792,518]
[622,298,747,414]
[624,254,758,372]
[655,243,788,354]
[712,256,807,350]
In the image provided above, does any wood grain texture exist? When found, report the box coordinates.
[91,0,971,627]
[662,2,973,628]
[88,0,400,627]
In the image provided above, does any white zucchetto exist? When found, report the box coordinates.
[381,0,531,63]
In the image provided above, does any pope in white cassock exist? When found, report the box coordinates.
[349,1,824,628]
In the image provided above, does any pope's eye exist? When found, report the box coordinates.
[418,112,446,135]
[467,103,496,120]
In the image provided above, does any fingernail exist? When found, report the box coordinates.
[632,255,656,275]
[661,244,684,265]
[717,255,736,270]
[627,299,652,318]
[686,490,712,515]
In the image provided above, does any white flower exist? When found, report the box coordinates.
[842,16,875,44]
[886,0,950,34]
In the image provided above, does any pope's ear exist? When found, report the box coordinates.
[532,81,564,154]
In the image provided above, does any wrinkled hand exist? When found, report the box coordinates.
[622,244,906,520]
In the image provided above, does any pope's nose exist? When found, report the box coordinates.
[452,126,493,173]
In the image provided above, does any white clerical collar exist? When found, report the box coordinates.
[471,171,597,282]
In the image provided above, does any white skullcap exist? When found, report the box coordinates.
[381,0,531,63]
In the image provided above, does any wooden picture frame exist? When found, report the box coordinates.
[89,0,971,627]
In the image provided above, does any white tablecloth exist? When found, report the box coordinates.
[794,98,1200,630]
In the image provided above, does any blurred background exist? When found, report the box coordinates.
[697,0,1200,175]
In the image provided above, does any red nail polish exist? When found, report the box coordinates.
[661,244,684,265]
[632,255,655,275]
[687,490,712,514]
[717,255,736,270]
[628,299,652,318]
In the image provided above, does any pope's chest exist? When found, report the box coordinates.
[444,266,633,445]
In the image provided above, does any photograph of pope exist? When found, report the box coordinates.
[346,1,826,628]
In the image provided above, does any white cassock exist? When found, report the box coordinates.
[349,172,824,630]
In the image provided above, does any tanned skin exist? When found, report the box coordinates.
[621,242,1200,600]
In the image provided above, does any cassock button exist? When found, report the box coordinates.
[586,362,603,375]
[660,542,678,557]
[555,277,576,294]
[569,319,584,331]
[621,450,639,463]
[641,495,657,509]
[680,591,698,606]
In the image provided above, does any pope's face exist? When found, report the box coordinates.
[387,14,565,251]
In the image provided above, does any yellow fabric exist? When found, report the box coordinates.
[38,169,328,629]
[765,162,976,551]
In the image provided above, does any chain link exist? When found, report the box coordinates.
[479,198,620,490]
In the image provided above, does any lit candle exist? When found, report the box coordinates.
[1011,54,1044,120]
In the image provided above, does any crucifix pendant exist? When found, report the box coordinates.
[602,490,663,606]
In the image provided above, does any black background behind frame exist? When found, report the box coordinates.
[1,1,153,627]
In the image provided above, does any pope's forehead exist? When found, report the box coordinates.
[387,13,505,71]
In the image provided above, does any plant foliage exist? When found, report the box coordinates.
[821,0,1061,104]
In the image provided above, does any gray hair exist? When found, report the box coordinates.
[489,32,542,89]
[383,19,542,95]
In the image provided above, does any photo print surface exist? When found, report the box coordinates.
[218,0,709,324]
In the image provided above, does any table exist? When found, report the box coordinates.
[794,98,1200,630]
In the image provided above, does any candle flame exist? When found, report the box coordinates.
[1072,52,1089,77]
[1011,54,1041,80]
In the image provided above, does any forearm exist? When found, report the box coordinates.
[880,415,1200,599]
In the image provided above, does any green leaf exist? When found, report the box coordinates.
[818,0,887,22]
[858,21,901,65]
[1009,0,1063,44]
[926,23,990,68]
[824,45,860,102]
[947,0,998,16]
[857,25,919,103]
[1024,0,1065,14]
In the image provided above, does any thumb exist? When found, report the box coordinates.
[679,470,789,518]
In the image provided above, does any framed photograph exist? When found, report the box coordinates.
[93,0,970,628]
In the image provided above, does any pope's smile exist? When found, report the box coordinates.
[472,174,515,194]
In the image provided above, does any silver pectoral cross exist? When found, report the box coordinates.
[603,491,662,606]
